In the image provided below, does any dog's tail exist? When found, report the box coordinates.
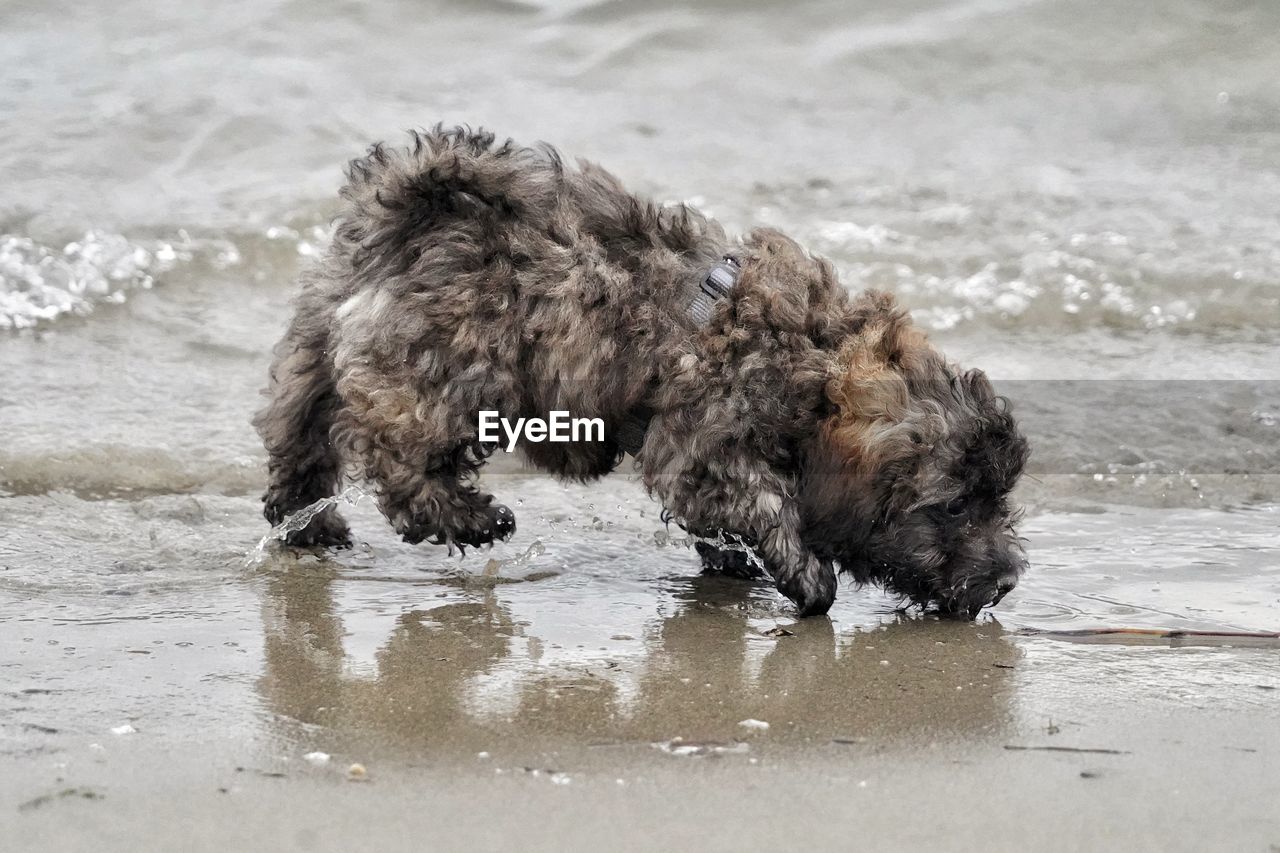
[334,125,562,278]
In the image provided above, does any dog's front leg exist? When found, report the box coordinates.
[644,437,835,616]
[751,497,838,617]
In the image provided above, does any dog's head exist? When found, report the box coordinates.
[801,293,1029,618]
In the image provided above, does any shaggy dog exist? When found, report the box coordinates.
[254,126,1029,618]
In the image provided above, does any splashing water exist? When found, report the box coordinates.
[246,484,369,565]
[482,538,547,577]
[651,526,767,572]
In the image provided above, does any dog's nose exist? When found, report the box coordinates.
[990,573,1019,607]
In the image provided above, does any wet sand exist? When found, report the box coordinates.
[3,469,1278,851]
[7,712,1279,852]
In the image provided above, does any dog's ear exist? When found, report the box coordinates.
[952,367,1030,498]
[958,367,995,404]
[820,294,935,478]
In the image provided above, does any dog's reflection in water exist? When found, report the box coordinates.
[258,564,1020,757]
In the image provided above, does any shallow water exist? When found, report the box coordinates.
[2,0,1279,847]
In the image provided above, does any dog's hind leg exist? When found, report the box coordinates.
[361,439,515,551]
[331,355,516,551]
[254,308,352,548]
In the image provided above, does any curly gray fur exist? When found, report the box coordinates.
[254,126,1029,618]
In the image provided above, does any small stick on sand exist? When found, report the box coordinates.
[1004,745,1128,755]
[1024,628,1279,639]
[1018,627,1280,647]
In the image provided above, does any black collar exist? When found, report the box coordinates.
[614,255,742,457]
[687,255,742,325]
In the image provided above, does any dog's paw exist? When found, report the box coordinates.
[283,509,353,549]
[695,541,764,580]
[775,560,837,617]
[491,504,517,540]
[396,502,516,549]
[452,504,517,548]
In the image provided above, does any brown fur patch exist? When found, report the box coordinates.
[821,294,934,474]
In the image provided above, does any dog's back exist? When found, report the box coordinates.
[255,127,738,547]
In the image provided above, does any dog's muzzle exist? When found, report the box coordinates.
[942,572,1020,620]
[990,577,1018,607]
